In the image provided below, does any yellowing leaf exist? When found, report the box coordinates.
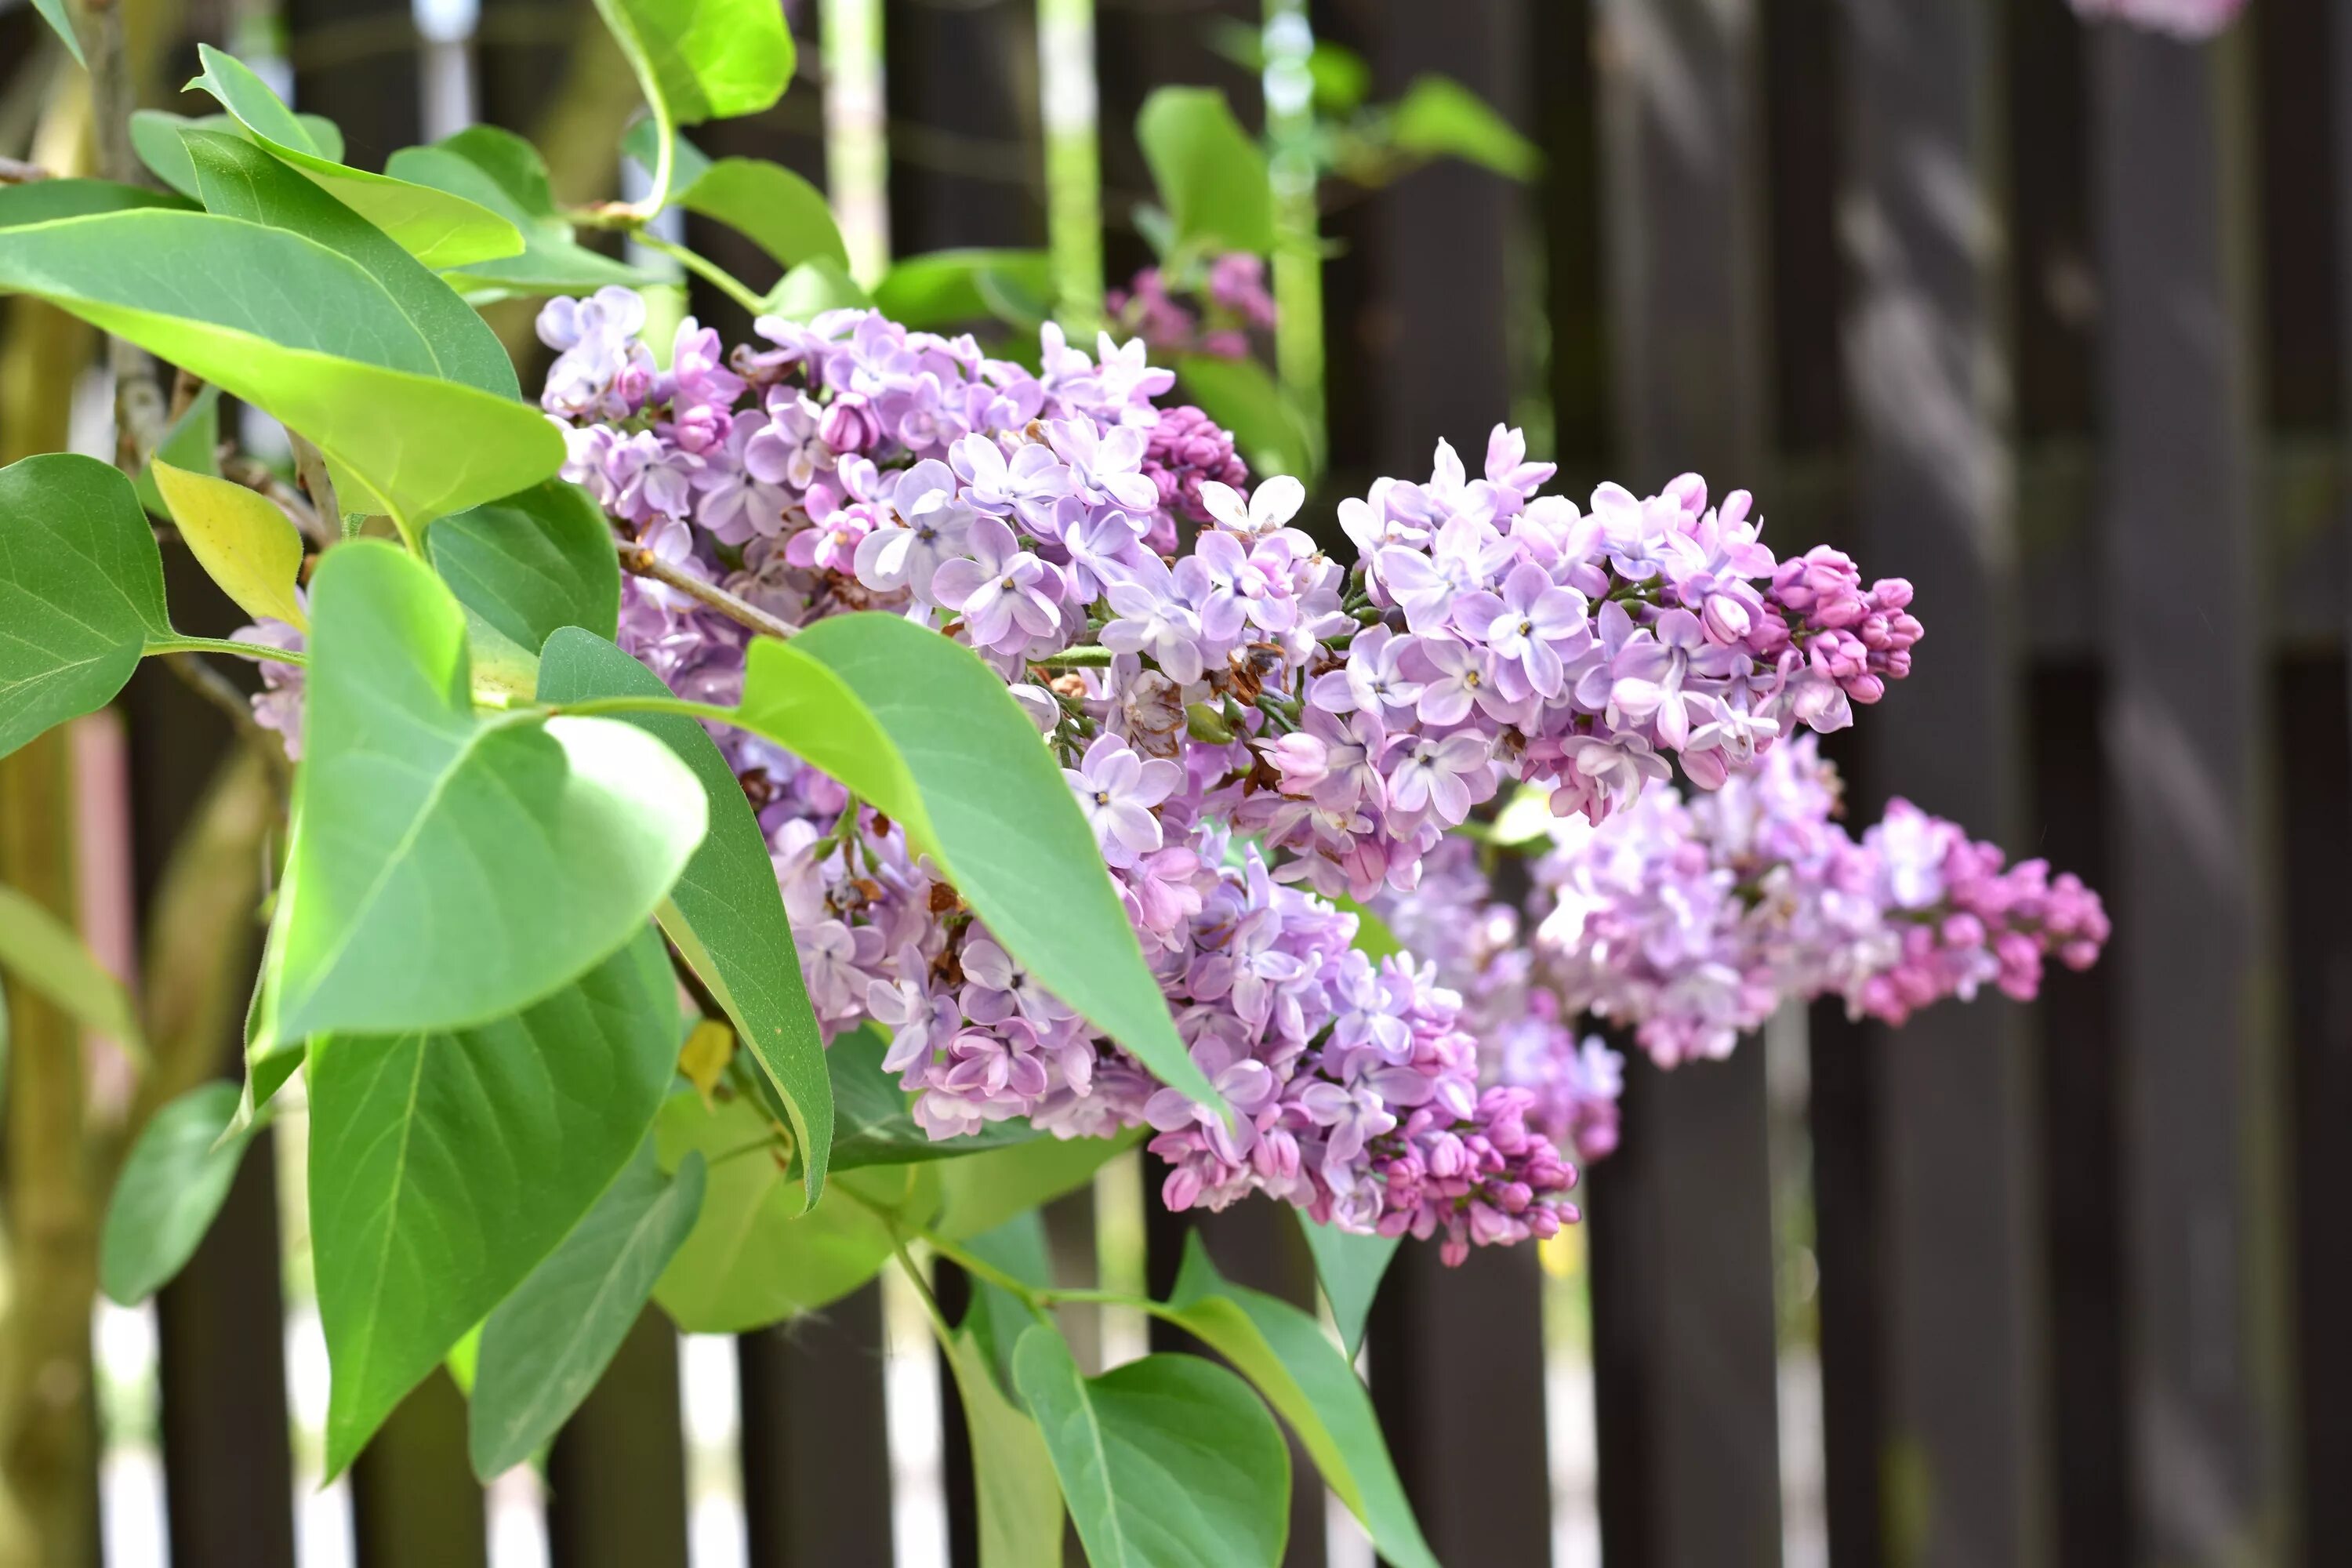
[151,460,308,632]
[680,1018,734,1108]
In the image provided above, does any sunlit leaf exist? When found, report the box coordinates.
[131,108,345,199]
[593,0,796,128]
[311,926,681,1475]
[151,460,308,632]
[187,45,521,269]
[0,455,169,760]
[1014,1326,1290,1567]
[468,1141,706,1479]
[387,127,661,299]
[271,543,706,1044]
[726,615,1215,1112]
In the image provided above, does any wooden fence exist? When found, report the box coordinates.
[3,0,2348,1562]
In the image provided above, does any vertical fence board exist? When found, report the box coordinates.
[1841,2,2049,1566]
[1585,0,1784,1563]
[546,1311,690,1568]
[884,0,1044,256]
[1305,0,1552,1559]
[2090,23,2292,1566]
[350,1375,488,1568]
[739,1285,895,1566]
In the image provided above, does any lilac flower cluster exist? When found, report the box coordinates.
[1107,252,1277,365]
[519,292,1937,1258]
[1526,736,2111,1065]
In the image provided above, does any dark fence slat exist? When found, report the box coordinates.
[1584,0,1785,1563]
[1842,2,2051,1564]
[2090,23,2292,1566]
[884,0,1045,256]
[350,1374,488,1568]
[739,1285,895,1566]
[545,1310,689,1568]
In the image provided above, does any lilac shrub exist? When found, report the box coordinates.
[244,289,2037,1261]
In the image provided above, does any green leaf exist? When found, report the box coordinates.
[151,460,308,633]
[677,158,848,273]
[872,249,1051,330]
[310,926,681,1476]
[0,209,564,528]
[131,109,345,199]
[1012,1327,1290,1568]
[652,1091,937,1333]
[1162,1232,1436,1568]
[468,1142,706,1479]
[536,630,830,1203]
[0,455,169,760]
[387,128,661,299]
[0,179,187,228]
[1175,354,1318,482]
[942,1327,1066,1567]
[182,128,518,400]
[100,1083,253,1305]
[761,258,873,321]
[1293,1212,1396,1362]
[187,46,521,269]
[1387,74,1542,182]
[593,0,797,127]
[1136,88,1276,257]
[272,543,706,1044]
[728,617,1214,1112]
[430,483,622,649]
[31,0,84,67]
[133,385,223,519]
[0,880,144,1055]
[935,1131,1141,1243]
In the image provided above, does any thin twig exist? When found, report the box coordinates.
[0,157,51,184]
[615,538,800,642]
[289,434,343,539]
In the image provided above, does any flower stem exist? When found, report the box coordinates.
[637,234,767,318]
[143,636,309,668]
[614,536,801,641]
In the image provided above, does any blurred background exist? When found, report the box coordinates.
[0,0,2342,1565]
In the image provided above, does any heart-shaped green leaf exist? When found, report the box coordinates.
[1013,1327,1291,1568]
[272,543,706,1044]
[593,0,796,128]
[653,1091,937,1333]
[387,128,661,300]
[187,45,521,269]
[181,128,517,399]
[1136,88,1275,257]
[1163,1232,1436,1568]
[677,157,848,273]
[728,616,1214,1112]
[311,925,681,1476]
[537,630,829,1202]
[1294,1211,1398,1361]
[430,484,621,649]
[130,108,347,201]
[0,209,564,528]
[100,1082,255,1305]
[0,455,170,760]
[468,1140,705,1479]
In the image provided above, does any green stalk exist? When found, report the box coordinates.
[1037,0,1104,334]
[821,0,891,285]
[1263,0,1325,465]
